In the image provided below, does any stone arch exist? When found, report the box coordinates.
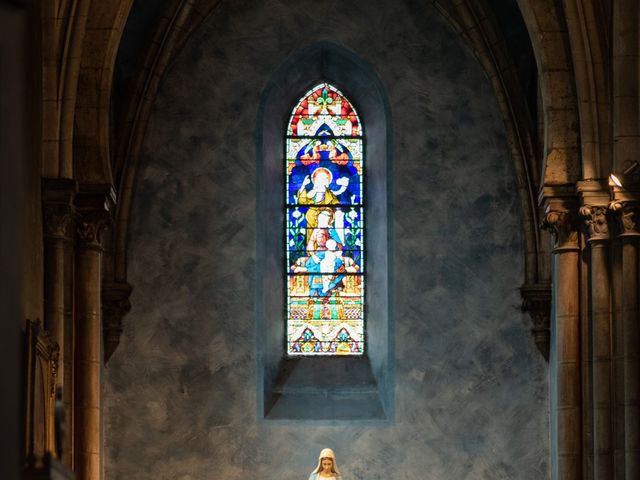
[563,1,611,179]
[41,0,91,179]
[104,0,223,360]
[72,0,134,184]
[516,0,582,185]
[433,0,553,357]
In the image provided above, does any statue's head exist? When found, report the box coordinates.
[313,448,340,475]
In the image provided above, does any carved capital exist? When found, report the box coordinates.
[542,209,579,252]
[610,201,640,238]
[102,282,133,363]
[43,205,74,241]
[76,212,110,250]
[75,184,116,250]
[579,205,609,242]
[520,284,551,361]
[42,178,77,242]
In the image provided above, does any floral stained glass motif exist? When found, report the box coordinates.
[286,83,364,355]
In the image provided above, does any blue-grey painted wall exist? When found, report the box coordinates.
[104,0,549,478]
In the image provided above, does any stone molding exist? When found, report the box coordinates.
[520,283,551,361]
[101,282,132,363]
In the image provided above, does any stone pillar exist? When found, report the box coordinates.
[611,201,640,478]
[579,199,613,479]
[543,196,582,480]
[42,178,76,467]
[74,186,114,480]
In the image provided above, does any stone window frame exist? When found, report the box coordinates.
[256,42,394,422]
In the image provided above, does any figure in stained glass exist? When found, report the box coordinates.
[306,208,342,254]
[286,83,364,355]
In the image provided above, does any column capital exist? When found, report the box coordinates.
[75,184,116,250]
[610,200,640,238]
[579,205,610,243]
[577,179,610,242]
[102,282,132,363]
[541,194,580,252]
[42,178,77,242]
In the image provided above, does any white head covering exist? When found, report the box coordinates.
[312,448,341,475]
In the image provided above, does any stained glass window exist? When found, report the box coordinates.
[286,83,364,355]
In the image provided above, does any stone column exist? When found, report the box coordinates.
[543,196,582,480]
[579,201,613,479]
[611,201,640,478]
[74,186,114,480]
[42,178,76,467]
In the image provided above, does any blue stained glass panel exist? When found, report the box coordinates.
[286,83,364,356]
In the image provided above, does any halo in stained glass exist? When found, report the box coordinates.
[285,83,364,356]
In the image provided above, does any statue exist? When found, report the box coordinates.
[309,448,342,480]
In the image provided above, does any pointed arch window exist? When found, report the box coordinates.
[257,43,392,419]
[285,83,364,355]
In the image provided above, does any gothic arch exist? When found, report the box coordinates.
[516,0,582,185]
[256,41,393,420]
[563,1,611,179]
[73,0,134,184]
[105,0,224,360]
[433,0,553,357]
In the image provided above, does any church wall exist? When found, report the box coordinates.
[105,1,549,479]
[0,4,38,477]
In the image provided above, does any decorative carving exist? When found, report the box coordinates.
[43,205,74,241]
[542,209,579,251]
[102,282,133,363]
[610,201,640,237]
[25,320,61,467]
[42,178,77,242]
[579,205,609,242]
[49,348,59,399]
[75,183,116,250]
[75,212,110,250]
[520,284,551,361]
